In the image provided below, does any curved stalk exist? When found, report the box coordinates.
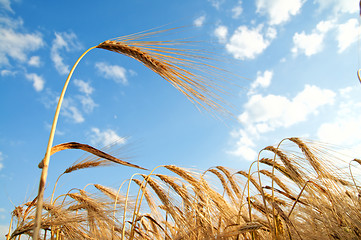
[32,46,97,240]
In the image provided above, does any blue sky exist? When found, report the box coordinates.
[1,0,361,238]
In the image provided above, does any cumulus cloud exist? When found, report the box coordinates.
[89,128,126,147]
[0,20,43,65]
[214,25,228,43]
[337,18,359,53]
[230,84,336,161]
[51,32,81,75]
[292,20,334,56]
[249,70,273,94]
[232,1,243,19]
[28,56,41,67]
[25,73,45,92]
[256,0,305,25]
[225,25,276,60]
[194,15,206,27]
[95,62,128,84]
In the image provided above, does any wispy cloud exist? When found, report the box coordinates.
[89,128,126,147]
[0,0,13,13]
[230,83,336,161]
[314,0,357,15]
[292,20,334,56]
[25,73,45,92]
[95,62,128,84]
[194,15,206,27]
[28,56,41,67]
[224,24,276,60]
[51,32,81,75]
[256,0,305,25]
[208,0,225,9]
[0,16,43,65]
[231,1,243,19]
[74,79,94,95]
[74,79,97,113]
[62,98,85,123]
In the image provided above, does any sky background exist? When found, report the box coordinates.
[1,0,361,238]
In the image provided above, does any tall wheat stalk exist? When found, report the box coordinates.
[32,27,230,239]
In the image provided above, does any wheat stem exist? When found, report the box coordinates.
[32,46,97,240]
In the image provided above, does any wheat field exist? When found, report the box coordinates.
[5,28,361,240]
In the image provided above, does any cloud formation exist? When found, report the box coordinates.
[292,20,334,56]
[89,128,126,147]
[95,62,128,84]
[51,32,81,75]
[230,82,336,161]
[337,18,359,53]
[0,17,43,65]
[249,70,273,94]
[28,56,41,67]
[314,0,357,15]
[231,1,243,19]
[25,73,45,92]
[225,25,276,60]
[214,25,228,43]
[194,15,206,27]
[256,0,305,25]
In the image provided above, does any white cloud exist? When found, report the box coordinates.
[74,79,94,95]
[225,25,276,60]
[1,69,16,76]
[256,0,305,25]
[249,70,273,94]
[62,98,84,123]
[194,15,206,27]
[314,0,357,15]
[232,1,243,19]
[95,62,128,84]
[73,79,97,113]
[208,0,225,9]
[28,55,41,67]
[51,32,81,75]
[89,128,126,147]
[214,25,228,43]
[25,73,45,92]
[337,18,359,53]
[0,0,13,12]
[292,20,334,56]
[230,85,336,161]
[78,95,97,113]
[0,24,43,65]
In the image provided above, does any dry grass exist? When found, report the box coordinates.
[8,27,361,239]
[7,138,361,239]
